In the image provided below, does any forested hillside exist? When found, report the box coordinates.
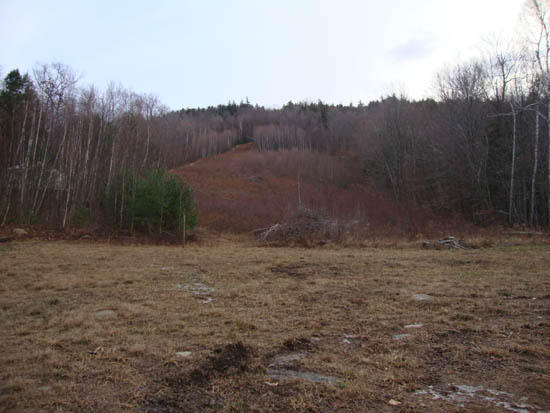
[1,1,550,232]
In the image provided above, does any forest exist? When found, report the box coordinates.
[1,1,550,234]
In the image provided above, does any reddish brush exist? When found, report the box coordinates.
[171,144,470,239]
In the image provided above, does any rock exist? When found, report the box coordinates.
[37,385,52,392]
[185,282,214,295]
[94,309,116,318]
[404,324,424,329]
[13,228,27,235]
[267,352,338,384]
[269,353,306,367]
[412,294,432,301]
[392,334,413,340]
[267,368,338,383]
[176,351,193,358]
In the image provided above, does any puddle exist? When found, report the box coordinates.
[415,384,548,413]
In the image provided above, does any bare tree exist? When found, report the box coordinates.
[524,0,550,224]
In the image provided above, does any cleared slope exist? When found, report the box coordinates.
[172,143,421,235]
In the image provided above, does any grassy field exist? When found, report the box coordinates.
[0,239,549,412]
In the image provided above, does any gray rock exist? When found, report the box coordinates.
[94,309,116,318]
[267,368,338,383]
[412,294,432,301]
[404,324,424,329]
[37,385,52,392]
[185,282,214,295]
[392,334,413,340]
[176,351,193,358]
[13,228,27,235]
[269,352,306,367]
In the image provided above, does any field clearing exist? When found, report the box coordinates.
[0,240,549,412]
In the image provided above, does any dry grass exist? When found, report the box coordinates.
[0,239,549,412]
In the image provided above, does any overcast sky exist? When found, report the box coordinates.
[1,0,525,109]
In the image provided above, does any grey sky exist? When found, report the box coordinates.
[0,0,524,109]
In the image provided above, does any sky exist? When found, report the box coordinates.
[0,0,526,110]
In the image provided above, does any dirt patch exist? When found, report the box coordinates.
[204,342,252,376]
[168,342,254,386]
[143,342,254,412]
[270,263,317,278]
[283,337,314,351]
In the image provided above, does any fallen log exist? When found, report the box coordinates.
[422,236,470,250]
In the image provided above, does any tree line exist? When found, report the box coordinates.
[1,0,549,230]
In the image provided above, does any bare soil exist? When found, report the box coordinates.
[0,239,549,412]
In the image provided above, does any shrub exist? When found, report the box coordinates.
[70,205,91,227]
[108,169,197,236]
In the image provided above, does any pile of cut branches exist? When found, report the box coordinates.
[253,208,336,247]
[422,236,470,250]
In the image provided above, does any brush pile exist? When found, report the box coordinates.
[422,236,470,250]
[254,208,336,247]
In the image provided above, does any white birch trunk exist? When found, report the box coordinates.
[509,102,517,224]
[530,105,540,227]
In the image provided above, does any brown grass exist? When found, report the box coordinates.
[0,239,549,412]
